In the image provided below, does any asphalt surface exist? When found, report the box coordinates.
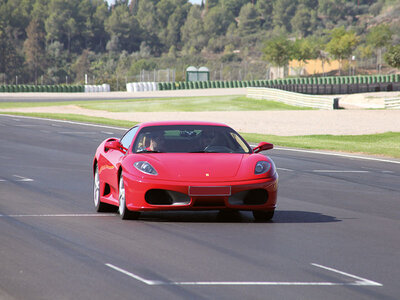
[1,114,399,300]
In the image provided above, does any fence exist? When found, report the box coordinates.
[384,98,400,109]
[247,88,337,110]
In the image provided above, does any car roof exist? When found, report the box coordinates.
[138,121,230,128]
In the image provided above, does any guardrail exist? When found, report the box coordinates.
[384,98,400,109]
[247,87,338,110]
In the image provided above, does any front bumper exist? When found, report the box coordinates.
[123,172,278,212]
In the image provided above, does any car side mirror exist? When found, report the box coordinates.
[104,140,126,153]
[253,142,273,153]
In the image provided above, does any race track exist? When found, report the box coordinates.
[1,114,399,300]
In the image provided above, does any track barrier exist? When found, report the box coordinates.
[247,87,338,110]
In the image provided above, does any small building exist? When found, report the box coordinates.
[186,66,210,82]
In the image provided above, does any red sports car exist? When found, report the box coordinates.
[93,121,278,221]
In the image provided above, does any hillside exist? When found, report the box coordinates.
[0,0,399,89]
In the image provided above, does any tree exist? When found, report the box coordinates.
[325,27,359,75]
[272,0,298,33]
[181,5,207,52]
[220,0,248,17]
[237,3,260,36]
[366,24,392,71]
[384,45,400,69]
[23,18,46,84]
[105,4,142,53]
[204,6,233,39]
[71,49,92,83]
[164,4,190,50]
[255,0,273,30]
[136,0,161,54]
[262,37,293,78]
[78,0,109,52]
[0,22,25,82]
[290,4,316,38]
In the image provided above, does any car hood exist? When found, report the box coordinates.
[146,153,246,181]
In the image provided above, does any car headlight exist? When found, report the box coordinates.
[134,161,158,175]
[255,161,271,175]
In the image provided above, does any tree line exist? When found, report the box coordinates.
[0,0,399,88]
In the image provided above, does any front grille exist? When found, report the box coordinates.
[228,189,268,206]
[145,189,190,205]
[192,198,225,207]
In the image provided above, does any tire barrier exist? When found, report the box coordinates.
[0,85,85,93]
[247,87,338,110]
[126,82,158,92]
[84,84,110,93]
[154,74,400,95]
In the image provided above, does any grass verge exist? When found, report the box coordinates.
[2,111,399,158]
[242,132,400,158]
[0,95,312,111]
[0,112,137,128]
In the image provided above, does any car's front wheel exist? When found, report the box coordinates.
[119,173,140,220]
[252,210,274,222]
[94,166,112,212]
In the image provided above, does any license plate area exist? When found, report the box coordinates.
[189,186,231,196]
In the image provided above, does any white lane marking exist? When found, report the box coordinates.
[312,263,382,287]
[312,170,369,173]
[277,167,294,172]
[106,264,161,285]
[105,263,382,287]
[13,175,34,182]
[274,147,400,165]
[382,170,394,174]
[59,131,97,135]
[0,213,117,217]
[0,114,127,131]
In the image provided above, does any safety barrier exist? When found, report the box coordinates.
[84,84,110,93]
[0,85,84,93]
[155,74,400,94]
[384,98,400,109]
[126,82,158,92]
[247,87,337,110]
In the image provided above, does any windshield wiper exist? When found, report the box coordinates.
[136,150,163,153]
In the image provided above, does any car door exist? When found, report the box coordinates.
[99,126,139,202]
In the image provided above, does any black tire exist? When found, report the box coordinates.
[252,210,274,222]
[94,166,114,212]
[118,173,140,220]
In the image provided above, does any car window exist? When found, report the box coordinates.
[132,125,251,154]
[120,126,138,150]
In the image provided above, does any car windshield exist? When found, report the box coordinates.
[132,125,251,154]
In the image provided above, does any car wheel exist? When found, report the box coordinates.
[252,210,274,222]
[119,173,140,220]
[94,166,106,212]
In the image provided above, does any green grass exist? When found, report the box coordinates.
[0,95,311,111]
[242,132,400,158]
[77,96,313,112]
[2,111,399,158]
